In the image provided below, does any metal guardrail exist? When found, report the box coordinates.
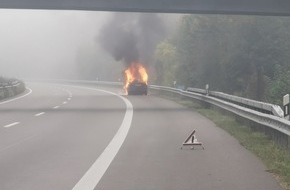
[30,79,123,87]
[187,87,284,118]
[150,85,290,149]
[0,80,24,100]
[209,91,284,118]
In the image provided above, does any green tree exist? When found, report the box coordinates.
[166,14,290,102]
[266,65,290,105]
[154,40,177,86]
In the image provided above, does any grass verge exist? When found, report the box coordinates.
[161,94,290,190]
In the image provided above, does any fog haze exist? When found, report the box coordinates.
[0,10,180,81]
[0,10,111,79]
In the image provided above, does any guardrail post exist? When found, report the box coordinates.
[283,94,290,120]
[205,84,209,95]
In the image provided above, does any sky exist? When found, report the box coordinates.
[0,9,112,79]
[0,9,181,80]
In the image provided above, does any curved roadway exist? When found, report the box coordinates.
[0,82,282,190]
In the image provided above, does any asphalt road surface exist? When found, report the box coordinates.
[0,82,282,190]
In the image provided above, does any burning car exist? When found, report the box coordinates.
[127,80,148,95]
[124,62,148,95]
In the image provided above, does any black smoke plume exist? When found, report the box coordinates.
[98,13,165,67]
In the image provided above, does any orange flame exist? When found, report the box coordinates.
[124,62,148,93]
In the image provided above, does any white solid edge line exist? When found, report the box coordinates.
[4,122,20,128]
[35,112,45,117]
[70,86,133,190]
[0,88,32,105]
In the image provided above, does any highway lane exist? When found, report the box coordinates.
[96,87,282,190]
[0,83,283,190]
[0,83,128,190]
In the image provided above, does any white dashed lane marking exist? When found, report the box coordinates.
[3,122,20,128]
[35,112,45,117]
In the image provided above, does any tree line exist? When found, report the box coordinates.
[153,15,290,105]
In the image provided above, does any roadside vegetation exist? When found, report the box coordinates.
[162,94,290,190]
[0,77,26,101]
[153,15,290,106]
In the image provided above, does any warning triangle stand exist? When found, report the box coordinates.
[180,130,204,150]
